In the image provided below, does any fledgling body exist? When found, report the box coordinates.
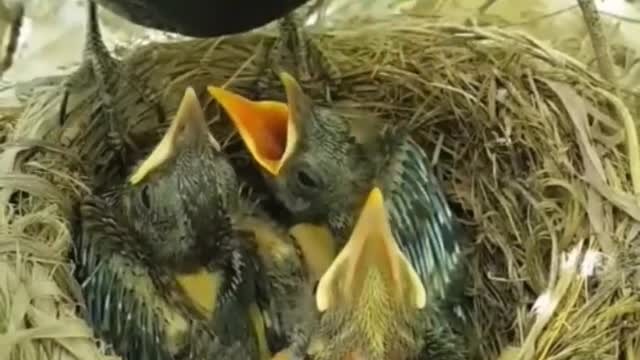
[74,87,271,360]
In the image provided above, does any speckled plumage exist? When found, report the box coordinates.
[375,128,467,312]
[74,196,175,360]
[116,133,239,273]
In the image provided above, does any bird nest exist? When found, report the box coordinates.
[1,15,639,360]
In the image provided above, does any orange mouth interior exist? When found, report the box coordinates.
[240,104,288,162]
[208,86,290,174]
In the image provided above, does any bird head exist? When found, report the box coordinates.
[310,187,427,359]
[208,73,372,223]
[123,87,240,270]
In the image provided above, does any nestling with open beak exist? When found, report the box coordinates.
[309,188,467,360]
[208,73,374,227]
[208,72,468,317]
[73,87,272,360]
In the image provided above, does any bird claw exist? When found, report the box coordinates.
[100,90,137,167]
[58,62,94,126]
[272,11,339,100]
[106,127,141,170]
[104,131,127,170]
[106,130,124,150]
[62,1,150,169]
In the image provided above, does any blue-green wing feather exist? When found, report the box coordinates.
[384,139,464,303]
[73,196,174,360]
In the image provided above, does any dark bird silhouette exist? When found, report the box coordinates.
[94,0,311,37]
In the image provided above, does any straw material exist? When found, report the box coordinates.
[1,14,639,360]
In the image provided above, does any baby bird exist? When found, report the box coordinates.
[208,72,466,313]
[208,73,373,227]
[73,87,270,360]
[311,187,466,360]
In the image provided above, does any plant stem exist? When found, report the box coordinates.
[577,0,616,84]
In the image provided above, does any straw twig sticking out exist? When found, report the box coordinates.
[594,88,640,203]
[577,0,640,202]
[576,0,616,85]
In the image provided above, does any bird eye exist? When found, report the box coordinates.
[295,168,319,190]
[140,185,151,209]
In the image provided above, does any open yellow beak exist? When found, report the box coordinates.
[315,187,427,312]
[207,72,304,176]
[130,87,213,185]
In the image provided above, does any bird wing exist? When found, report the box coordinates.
[384,139,465,303]
[73,196,181,360]
[75,195,273,360]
